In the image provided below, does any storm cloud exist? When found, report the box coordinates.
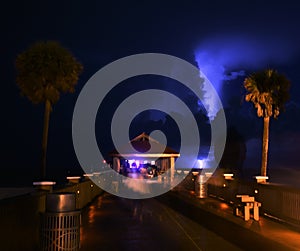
[194,33,299,118]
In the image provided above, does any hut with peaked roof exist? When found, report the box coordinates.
[109,132,179,178]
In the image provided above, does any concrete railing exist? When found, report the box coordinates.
[0,179,103,251]
[255,183,300,225]
[56,179,102,209]
[177,172,300,226]
[206,177,300,226]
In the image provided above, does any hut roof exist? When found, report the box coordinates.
[109,132,179,158]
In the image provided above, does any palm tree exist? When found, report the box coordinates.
[15,41,83,179]
[244,69,290,178]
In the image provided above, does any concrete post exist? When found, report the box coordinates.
[113,157,120,173]
[170,157,175,184]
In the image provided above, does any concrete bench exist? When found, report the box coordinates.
[235,195,261,221]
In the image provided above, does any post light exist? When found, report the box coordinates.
[83,173,93,180]
[255,176,269,183]
[33,181,56,191]
[33,181,56,186]
[223,173,234,180]
[66,176,81,184]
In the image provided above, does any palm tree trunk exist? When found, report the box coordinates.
[41,99,51,179]
[261,116,270,177]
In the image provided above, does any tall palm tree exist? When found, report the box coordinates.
[15,41,83,179]
[244,69,290,178]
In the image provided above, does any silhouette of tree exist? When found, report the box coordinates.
[15,41,83,179]
[244,69,290,177]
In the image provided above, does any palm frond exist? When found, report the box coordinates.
[244,69,290,118]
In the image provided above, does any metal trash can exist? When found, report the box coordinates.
[195,174,207,198]
[40,192,81,251]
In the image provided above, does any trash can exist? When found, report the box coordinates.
[195,174,207,198]
[40,192,81,251]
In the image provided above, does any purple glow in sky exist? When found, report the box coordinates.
[194,33,299,119]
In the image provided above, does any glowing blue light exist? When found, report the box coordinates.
[197,159,204,169]
[193,159,205,169]
[194,33,296,119]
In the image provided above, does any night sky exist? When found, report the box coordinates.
[2,1,300,186]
